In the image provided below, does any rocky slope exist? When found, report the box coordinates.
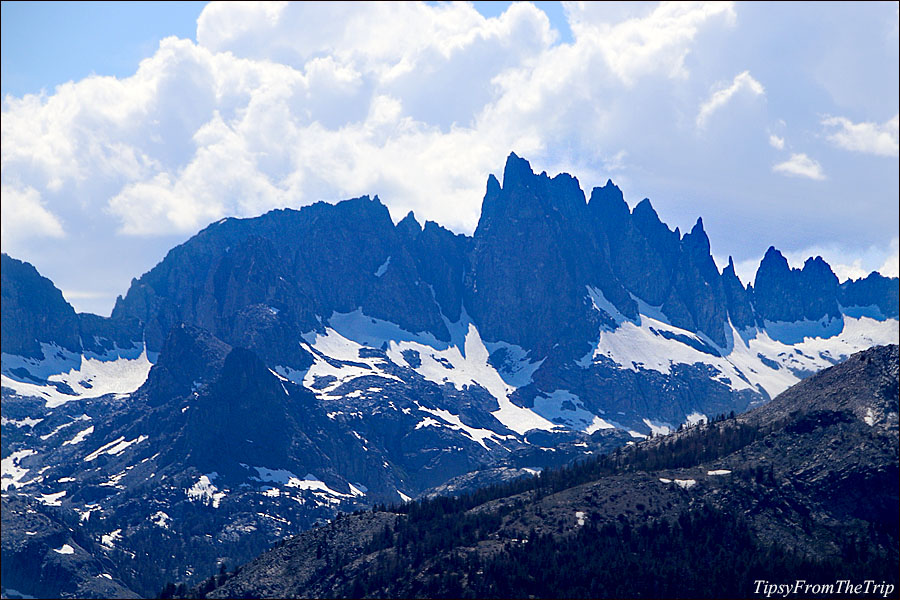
[201,345,899,599]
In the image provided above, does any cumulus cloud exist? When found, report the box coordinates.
[0,184,65,249]
[822,113,899,157]
[566,1,736,85]
[768,134,785,149]
[1,1,745,240]
[696,70,765,128]
[772,153,825,180]
[879,238,899,278]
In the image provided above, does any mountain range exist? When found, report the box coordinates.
[2,153,898,598]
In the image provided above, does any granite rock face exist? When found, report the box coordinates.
[752,247,841,323]
[467,154,618,357]
[840,271,900,318]
[1,254,81,358]
[111,197,450,371]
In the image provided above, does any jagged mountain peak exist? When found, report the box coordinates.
[142,323,231,405]
[690,216,705,235]
[682,217,712,255]
[1,253,80,358]
[501,151,533,189]
[396,210,422,240]
[759,245,789,270]
[631,196,659,220]
[587,179,629,225]
[725,255,737,273]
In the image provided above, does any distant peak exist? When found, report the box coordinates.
[759,246,790,273]
[587,179,627,222]
[692,217,704,233]
[397,210,422,236]
[633,198,656,217]
[502,152,535,189]
[486,173,501,196]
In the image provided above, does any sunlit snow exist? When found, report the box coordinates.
[187,473,226,508]
[62,426,94,446]
[531,390,614,433]
[374,256,391,277]
[1,449,36,491]
[581,287,899,399]
[101,529,122,548]
[84,435,147,461]
[1,343,153,407]
[250,466,362,498]
[38,490,67,506]
[297,309,556,435]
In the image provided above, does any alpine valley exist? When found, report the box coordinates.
[2,154,898,598]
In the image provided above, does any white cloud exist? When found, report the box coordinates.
[879,238,899,278]
[0,184,65,249]
[566,1,736,85]
[768,134,785,149]
[772,153,826,180]
[822,113,899,157]
[696,70,765,128]
[0,1,744,240]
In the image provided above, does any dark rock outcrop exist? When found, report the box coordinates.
[721,256,757,330]
[111,197,450,370]
[840,271,900,318]
[752,247,841,323]
[1,254,81,358]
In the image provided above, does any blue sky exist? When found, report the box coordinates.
[2,1,898,316]
[1,2,208,97]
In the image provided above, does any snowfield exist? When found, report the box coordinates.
[1,342,154,407]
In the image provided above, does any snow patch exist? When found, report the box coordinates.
[1,416,43,428]
[250,466,355,498]
[374,256,391,277]
[707,469,731,476]
[305,309,554,435]
[2,449,36,491]
[62,426,94,445]
[685,412,707,426]
[416,405,512,450]
[38,490,67,506]
[642,418,672,436]
[1,343,153,407]
[415,416,441,429]
[101,529,122,548]
[150,511,171,529]
[52,544,75,555]
[84,434,147,461]
[864,408,876,426]
[673,479,697,489]
[581,289,899,398]
[187,473,226,508]
[531,390,613,433]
